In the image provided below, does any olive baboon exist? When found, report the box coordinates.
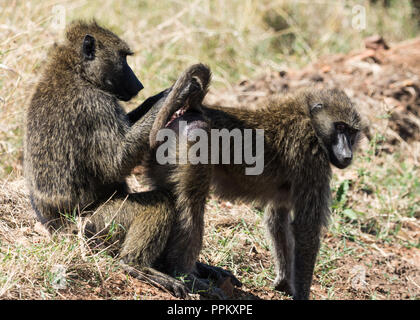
[24,20,231,298]
[25,20,150,230]
[200,88,363,299]
[141,65,242,290]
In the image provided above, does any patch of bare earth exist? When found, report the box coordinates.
[310,234,420,300]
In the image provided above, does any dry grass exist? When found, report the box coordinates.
[0,0,418,177]
[0,0,419,299]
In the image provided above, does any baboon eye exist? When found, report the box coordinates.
[349,127,358,135]
[82,34,96,60]
[310,103,323,114]
[349,129,359,144]
[335,123,345,133]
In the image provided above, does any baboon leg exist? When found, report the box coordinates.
[124,255,229,300]
[85,190,192,298]
[118,195,173,268]
[127,270,227,299]
[291,222,321,300]
[143,63,212,276]
[195,262,242,287]
[182,273,228,299]
[85,190,173,257]
[264,204,295,297]
[290,184,328,300]
[163,162,211,275]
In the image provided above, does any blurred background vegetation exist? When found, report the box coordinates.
[0,0,419,178]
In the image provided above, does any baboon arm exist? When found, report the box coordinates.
[291,176,331,228]
[82,92,156,182]
[122,64,210,170]
[112,82,194,176]
[116,114,156,177]
[127,88,171,125]
[89,64,209,181]
[87,89,171,180]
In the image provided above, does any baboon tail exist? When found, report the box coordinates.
[149,63,211,148]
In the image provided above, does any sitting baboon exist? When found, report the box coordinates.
[197,88,363,299]
[24,20,235,298]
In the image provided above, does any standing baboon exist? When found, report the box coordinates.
[24,20,232,298]
[199,88,363,299]
[142,62,242,288]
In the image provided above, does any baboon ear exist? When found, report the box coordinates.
[82,34,95,60]
[310,103,323,115]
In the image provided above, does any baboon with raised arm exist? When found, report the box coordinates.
[25,20,151,230]
[141,63,242,289]
[23,20,233,298]
[200,88,363,299]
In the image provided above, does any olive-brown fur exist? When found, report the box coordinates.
[24,20,216,298]
[201,88,363,299]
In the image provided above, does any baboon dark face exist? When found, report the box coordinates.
[81,34,143,101]
[309,90,362,170]
[328,122,359,169]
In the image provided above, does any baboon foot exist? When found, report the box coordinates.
[195,262,242,288]
[184,275,228,300]
[120,263,191,299]
[203,287,228,300]
[163,278,191,299]
[273,276,294,297]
